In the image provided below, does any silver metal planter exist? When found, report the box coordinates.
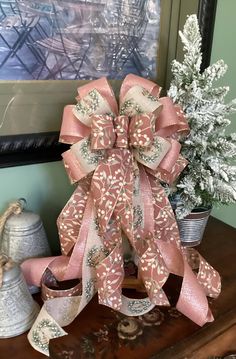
[177,207,211,247]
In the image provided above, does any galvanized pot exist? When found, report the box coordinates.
[0,255,39,338]
[177,207,212,247]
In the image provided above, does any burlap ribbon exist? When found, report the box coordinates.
[22,74,221,356]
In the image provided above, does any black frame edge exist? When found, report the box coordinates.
[0,132,69,168]
[198,0,217,70]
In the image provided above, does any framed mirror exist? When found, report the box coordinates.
[0,0,217,167]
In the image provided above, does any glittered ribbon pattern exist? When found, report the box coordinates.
[22,74,221,356]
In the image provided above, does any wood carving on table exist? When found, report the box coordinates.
[49,297,182,359]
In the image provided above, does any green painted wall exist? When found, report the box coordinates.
[211,0,236,228]
[0,162,73,253]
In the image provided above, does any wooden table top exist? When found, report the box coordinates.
[1,217,236,359]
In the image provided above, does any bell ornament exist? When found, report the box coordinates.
[0,199,52,294]
[0,254,39,338]
[0,199,51,263]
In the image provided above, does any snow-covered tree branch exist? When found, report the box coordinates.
[168,15,236,218]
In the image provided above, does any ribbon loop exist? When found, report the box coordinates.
[60,105,90,145]
[90,115,116,150]
[133,135,171,170]
[129,113,155,148]
[77,77,118,115]
[120,85,163,117]
[119,73,162,103]
[114,115,129,148]
[156,97,188,137]
[73,89,114,127]
[62,138,105,184]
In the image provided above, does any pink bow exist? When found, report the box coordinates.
[56,74,220,324]
[23,75,221,335]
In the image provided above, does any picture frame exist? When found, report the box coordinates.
[0,0,217,168]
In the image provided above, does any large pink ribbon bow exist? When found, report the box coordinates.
[23,74,221,356]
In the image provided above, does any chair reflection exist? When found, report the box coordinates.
[0,0,53,78]
[0,0,150,79]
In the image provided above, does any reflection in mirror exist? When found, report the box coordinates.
[0,0,161,80]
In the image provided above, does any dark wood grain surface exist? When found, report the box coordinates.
[0,217,236,359]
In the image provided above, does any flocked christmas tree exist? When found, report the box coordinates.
[168,14,236,219]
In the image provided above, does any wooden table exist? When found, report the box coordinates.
[1,217,236,359]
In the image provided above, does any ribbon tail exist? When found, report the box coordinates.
[59,194,94,281]
[139,164,155,237]
[113,155,134,241]
[21,256,60,287]
[139,241,170,306]
[146,174,219,325]
[57,176,91,256]
[176,259,214,326]
[91,149,132,234]
[183,247,221,298]
[96,244,124,311]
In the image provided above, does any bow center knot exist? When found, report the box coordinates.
[90,113,156,150]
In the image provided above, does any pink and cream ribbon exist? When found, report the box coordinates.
[21,74,221,356]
